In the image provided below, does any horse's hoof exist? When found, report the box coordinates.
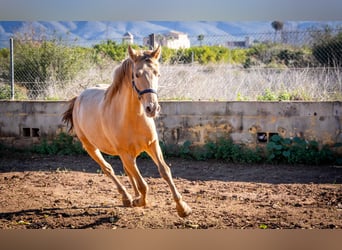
[133,198,148,207]
[176,201,192,218]
[122,198,133,207]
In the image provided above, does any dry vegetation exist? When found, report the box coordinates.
[35,63,342,102]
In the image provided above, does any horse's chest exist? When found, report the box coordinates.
[110,119,157,149]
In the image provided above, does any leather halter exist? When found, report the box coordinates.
[131,69,158,98]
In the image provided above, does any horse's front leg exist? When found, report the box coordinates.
[81,141,133,207]
[146,141,192,218]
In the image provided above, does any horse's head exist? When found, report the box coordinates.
[129,45,161,118]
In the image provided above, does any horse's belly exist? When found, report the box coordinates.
[106,126,157,156]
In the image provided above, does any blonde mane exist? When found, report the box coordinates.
[104,58,132,101]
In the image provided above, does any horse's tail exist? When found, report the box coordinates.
[62,96,77,133]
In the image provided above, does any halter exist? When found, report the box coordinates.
[131,69,158,98]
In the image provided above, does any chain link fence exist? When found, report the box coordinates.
[0,28,341,101]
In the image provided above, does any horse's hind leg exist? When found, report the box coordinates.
[80,138,133,207]
[127,174,140,198]
[146,141,192,217]
[120,153,148,207]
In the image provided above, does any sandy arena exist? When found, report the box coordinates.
[0,153,341,229]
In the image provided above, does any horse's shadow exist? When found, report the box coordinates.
[0,205,121,229]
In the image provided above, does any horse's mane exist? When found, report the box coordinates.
[104,58,132,102]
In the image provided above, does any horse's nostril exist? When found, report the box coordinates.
[146,106,152,113]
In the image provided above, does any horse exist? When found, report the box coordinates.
[62,45,192,217]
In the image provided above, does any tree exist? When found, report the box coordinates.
[197,34,204,46]
[271,21,284,43]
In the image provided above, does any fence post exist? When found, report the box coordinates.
[9,38,14,100]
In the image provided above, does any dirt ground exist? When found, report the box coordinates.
[0,152,341,229]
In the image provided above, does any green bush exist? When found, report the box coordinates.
[160,46,246,65]
[312,32,342,67]
[11,39,93,98]
[93,40,142,62]
[158,136,337,165]
[32,132,85,155]
[257,88,310,101]
[266,134,335,165]
[168,138,263,163]
[2,131,339,166]
[244,43,315,68]
[0,84,27,100]
[202,138,263,163]
[0,48,10,80]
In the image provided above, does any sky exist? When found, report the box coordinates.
[0,0,341,21]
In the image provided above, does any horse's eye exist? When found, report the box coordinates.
[135,70,143,78]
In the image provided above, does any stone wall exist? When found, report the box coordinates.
[0,101,341,148]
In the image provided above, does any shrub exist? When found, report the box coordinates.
[266,134,335,165]
[257,88,310,101]
[161,46,245,65]
[32,132,85,155]
[244,43,315,68]
[159,136,337,165]
[12,39,93,99]
[171,138,263,163]
[312,32,342,67]
[93,40,142,62]
[0,84,27,100]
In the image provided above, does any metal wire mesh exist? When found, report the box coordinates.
[0,28,341,101]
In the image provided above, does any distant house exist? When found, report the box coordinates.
[162,31,190,49]
[143,31,190,49]
[122,32,134,44]
[226,36,252,48]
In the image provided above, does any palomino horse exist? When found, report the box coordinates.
[62,46,191,217]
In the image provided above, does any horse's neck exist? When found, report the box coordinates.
[103,60,147,123]
[105,79,145,121]
[123,84,145,117]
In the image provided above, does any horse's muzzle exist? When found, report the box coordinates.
[145,102,160,118]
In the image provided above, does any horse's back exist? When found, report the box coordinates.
[73,87,107,142]
[78,87,106,106]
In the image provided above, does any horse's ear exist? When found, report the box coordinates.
[128,45,137,61]
[151,45,161,60]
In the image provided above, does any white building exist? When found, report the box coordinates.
[122,32,134,44]
[143,31,190,49]
[162,31,190,49]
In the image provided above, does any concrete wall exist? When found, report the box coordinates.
[0,101,341,148]
[0,101,68,147]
